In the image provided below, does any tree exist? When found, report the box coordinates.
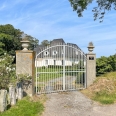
[96,55,116,75]
[69,0,116,22]
[107,55,116,71]
[0,24,23,55]
[41,40,50,46]
[0,24,39,56]
[24,35,39,50]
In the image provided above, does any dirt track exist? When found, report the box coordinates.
[42,91,116,116]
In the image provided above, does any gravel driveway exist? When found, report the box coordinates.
[42,91,116,116]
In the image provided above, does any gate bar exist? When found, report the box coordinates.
[63,44,65,90]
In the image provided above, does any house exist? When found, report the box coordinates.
[34,38,85,67]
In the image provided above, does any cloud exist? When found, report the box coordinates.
[0,0,115,57]
[0,2,7,11]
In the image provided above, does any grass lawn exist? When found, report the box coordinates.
[37,66,84,82]
[0,95,46,116]
[81,72,116,104]
[36,66,86,92]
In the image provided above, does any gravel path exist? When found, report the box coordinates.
[42,91,116,116]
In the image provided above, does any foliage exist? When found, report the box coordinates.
[75,72,85,84]
[23,35,39,50]
[41,40,50,46]
[0,24,22,55]
[96,55,116,75]
[0,24,39,56]
[107,55,116,71]
[69,0,116,22]
[69,0,92,17]
[0,53,34,89]
[77,60,85,69]
[0,96,44,116]
[82,72,116,104]
[0,53,16,89]
[16,74,32,82]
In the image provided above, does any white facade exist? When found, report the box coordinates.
[35,42,86,67]
[35,58,76,67]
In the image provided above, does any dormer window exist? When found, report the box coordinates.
[44,51,49,56]
[53,51,57,55]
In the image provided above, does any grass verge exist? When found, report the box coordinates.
[81,72,116,104]
[0,95,46,116]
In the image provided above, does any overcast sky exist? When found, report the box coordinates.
[0,0,116,58]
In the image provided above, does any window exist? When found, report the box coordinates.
[44,51,49,56]
[75,51,78,55]
[45,60,48,65]
[53,51,57,55]
[54,60,56,65]
[62,60,64,65]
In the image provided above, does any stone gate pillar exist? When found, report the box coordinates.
[86,42,96,87]
[16,39,35,97]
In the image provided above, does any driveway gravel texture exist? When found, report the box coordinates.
[42,91,116,116]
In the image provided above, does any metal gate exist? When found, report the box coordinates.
[35,44,86,94]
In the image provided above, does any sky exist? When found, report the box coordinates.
[0,0,116,58]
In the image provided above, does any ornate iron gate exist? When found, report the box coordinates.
[35,44,86,94]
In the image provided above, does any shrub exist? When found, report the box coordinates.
[0,53,16,89]
[96,55,116,76]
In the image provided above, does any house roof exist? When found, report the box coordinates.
[50,38,65,45]
[67,43,81,51]
[34,38,85,58]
